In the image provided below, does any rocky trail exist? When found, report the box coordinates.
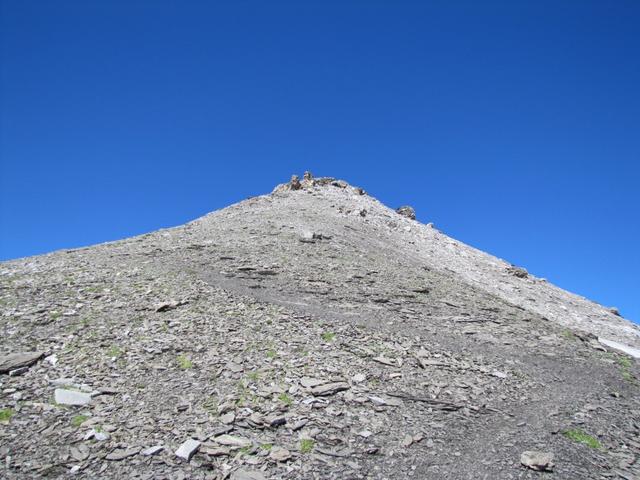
[1,173,639,479]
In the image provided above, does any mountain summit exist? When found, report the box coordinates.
[1,173,638,479]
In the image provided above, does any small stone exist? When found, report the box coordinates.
[231,470,267,480]
[44,354,58,366]
[357,430,374,438]
[301,377,327,388]
[8,367,29,376]
[291,419,308,431]
[70,445,90,461]
[226,362,243,373]
[269,446,292,462]
[396,206,416,220]
[352,373,366,383]
[141,446,164,456]
[520,451,554,471]
[105,448,139,461]
[94,431,110,441]
[264,414,286,428]
[220,412,235,425]
[372,356,396,366]
[401,435,414,447]
[368,395,401,407]
[175,439,201,461]
[54,389,92,406]
[155,300,186,312]
[200,444,231,456]
[311,382,350,397]
[491,370,508,379]
[214,435,251,448]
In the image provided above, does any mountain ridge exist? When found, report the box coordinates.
[1,173,638,479]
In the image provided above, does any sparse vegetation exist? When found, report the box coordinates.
[278,393,292,406]
[616,356,635,382]
[71,414,89,427]
[300,438,315,454]
[321,331,336,342]
[563,429,602,449]
[266,349,277,359]
[107,346,123,358]
[177,355,193,369]
[0,408,14,424]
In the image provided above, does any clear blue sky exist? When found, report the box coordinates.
[1,1,638,322]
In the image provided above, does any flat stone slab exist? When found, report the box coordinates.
[175,439,200,461]
[54,388,92,406]
[142,445,164,456]
[105,448,140,461]
[0,352,44,374]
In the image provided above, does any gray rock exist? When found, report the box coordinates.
[396,206,416,220]
[220,412,235,424]
[141,445,164,456]
[231,470,267,480]
[269,446,291,462]
[289,175,301,190]
[0,352,44,374]
[54,388,92,406]
[311,382,349,396]
[214,434,251,448]
[520,451,554,471]
[105,448,139,461]
[300,377,327,388]
[175,439,200,461]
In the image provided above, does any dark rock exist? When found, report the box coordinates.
[506,265,529,278]
[396,206,416,220]
[290,175,301,190]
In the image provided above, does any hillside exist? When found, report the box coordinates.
[1,173,638,479]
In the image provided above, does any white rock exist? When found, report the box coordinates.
[175,439,200,461]
[54,389,92,406]
[142,445,164,456]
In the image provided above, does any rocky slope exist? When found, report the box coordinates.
[1,173,639,479]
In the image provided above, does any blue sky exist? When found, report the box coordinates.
[1,1,638,322]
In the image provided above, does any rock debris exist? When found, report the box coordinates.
[0,173,638,479]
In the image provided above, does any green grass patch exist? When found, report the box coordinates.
[0,408,14,424]
[321,331,336,342]
[266,349,277,359]
[299,438,315,454]
[615,356,635,382]
[107,346,123,358]
[177,355,193,369]
[278,393,292,407]
[71,414,89,427]
[563,429,601,449]
[260,443,273,451]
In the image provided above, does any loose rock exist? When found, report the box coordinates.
[520,451,554,471]
[54,388,92,406]
[0,352,44,374]
[175,439,201,461]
